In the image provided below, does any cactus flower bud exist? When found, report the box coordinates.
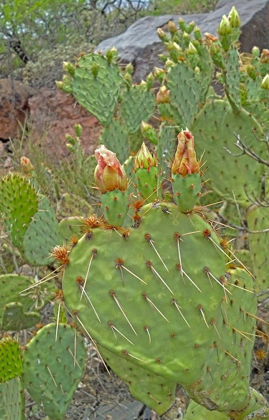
[247,65,256,80]
[125,63,134,74]
[168,20,177,34]
[94,145,127,193]
[186,42,197,55]
[157,28,168,41]
[228,7,241,28]
[74,124,82,138]
[218,15,232,35]
[21,157,34,174]
[63,61,75,77]
[261,74,269,90]
[252,46,260,57]
[260,49,269,64]
[172,130,200,176]
[135,143,157,171]
[156,86,170,104]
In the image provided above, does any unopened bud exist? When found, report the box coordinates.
[125,63,134,74]
[218,15,232,35]
[186,42,197,55]
[228,6,240,28]
[94,145,128,193]
[261,74,269,90]
[63,61,75,77]
[172,130,200,176]
[135,142,157,171]
[252,46,260,57]
[157,28,168,41]
[156,86,170,104]
[168,20,177,34]
[260,49,269,64]
[21,157,34,174]
[74,124,82,138]
[247,65,256,80]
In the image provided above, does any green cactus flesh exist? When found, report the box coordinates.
[99,345,177,414]
[0,377,24,420]
[1,302,40,331]
[225,47,241,109]
[0,274,36,322]
[100,190,130,227]
[23,323,86,420]
[186,267,257,412]
[100,119,130,163]
[120,85,155,134]
[72,54,122,126]
[157,124,177,180]
[135,167,159,202]
[57,193,93,219]
[247,206,269,292]
[191,100,265,206]
[184,399,228,419]
[166,61,201,127]
[0,337,22,382]
[0,174,39,248]
[59,216,85,245]
[22,196,61,266]
[63,203,229,410]
[172,173,202,213]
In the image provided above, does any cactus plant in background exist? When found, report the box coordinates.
[1,6,269,419]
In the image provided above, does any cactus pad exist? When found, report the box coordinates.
[0,377,24,420]
[1,302,40,331]
[23,323,86,420]
[0,337,22,382]
[0,174,39,248]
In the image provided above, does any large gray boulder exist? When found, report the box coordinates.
[96,0,269,82]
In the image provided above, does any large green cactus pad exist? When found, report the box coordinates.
[0,174,39,248]
[247,206,269,292]
[191,100,265,206]
[23,323,86,420]
[72,54,122,126]
[187,268,257,412]
[120,85,155,133]
[22,196,60,266]
[63,203,226,393]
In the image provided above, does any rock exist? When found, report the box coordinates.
[0,79,36,140]
[28,88,102,161]
[96,0,269,82]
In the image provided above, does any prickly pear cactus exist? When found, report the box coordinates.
[1,302,40,331]
[23,323,86,420]
[0,377,25,420]
[0,173,39,248]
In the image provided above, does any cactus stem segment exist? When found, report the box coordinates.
[110,291,138,336]
[142,293,169,322]
[146,261,174,295]
[108,322,134,345]
[145,234,169,272]
[171,299,191,328]
[115,259,147,285]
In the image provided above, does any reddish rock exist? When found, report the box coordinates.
[0,79,35,140]
[28,88,102,161]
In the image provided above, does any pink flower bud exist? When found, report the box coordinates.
[94,145,127,193]
[171,130,200,176]
[21,156,34,174]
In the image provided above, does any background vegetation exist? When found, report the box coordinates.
[0,0,217,88]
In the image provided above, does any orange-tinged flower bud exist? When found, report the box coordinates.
[172,130,200,176]
[94,145,127,193]
[260,49,269,64]
[21,156,34,174]
[134,142,157,171]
